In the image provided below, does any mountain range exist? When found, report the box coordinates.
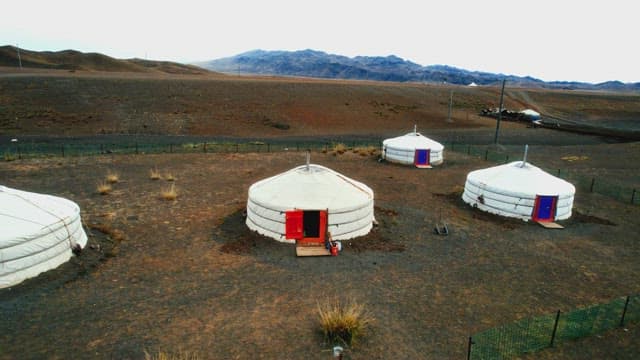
[0,45,207,75]
[198,49,640,91]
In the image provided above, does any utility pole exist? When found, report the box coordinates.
[493,79,506,144]
[447,90,453,123]
[16,44,22,69]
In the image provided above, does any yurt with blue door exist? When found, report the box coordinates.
[462,159,575,222]
[1,185,88,288]
[382,128,444,168]
[246,162,375,244]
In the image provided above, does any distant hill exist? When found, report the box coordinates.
[0,45,209,75]
[198,49,640,91]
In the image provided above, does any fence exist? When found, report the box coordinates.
[2,139,637,206]
[446,141,639,206]
[468,295,640,359]
[0,139,382,160]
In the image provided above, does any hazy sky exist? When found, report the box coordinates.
[3,0,638,83]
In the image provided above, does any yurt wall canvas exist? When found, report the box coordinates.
[382,131,444,167]
[462,161,575,222]
[1,186,88,289]
[246,164,375,243]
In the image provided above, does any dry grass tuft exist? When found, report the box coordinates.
[144,350,200,360]
[353,146,379,156]
[4,152,17,162]
[106,172,119,184]
[97,182,112,195]
[150,168,161,180]
[160,184,178,201]
[331,143,348,156]
[317,299,374,346]
[164,173,176,182]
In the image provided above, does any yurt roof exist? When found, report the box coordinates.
[0,186,82,244]
[383,132,444,150]
[466,161,575,197]
[248,164,373,212]
[521,109,541,117]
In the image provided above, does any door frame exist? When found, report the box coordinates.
[414,149,431,167]
[532,195,558,222]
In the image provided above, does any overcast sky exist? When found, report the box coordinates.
[2,0,638,83]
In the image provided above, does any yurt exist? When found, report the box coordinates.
[462,159,575,222]
[382,129,444,168]
[246,162,375,244]
[1,186,88,288]
[520,109,541,120]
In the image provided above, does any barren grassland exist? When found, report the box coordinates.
[1,69,639,359]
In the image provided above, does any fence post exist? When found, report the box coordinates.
[135,142,139,154]
[557,169,561,177]
[17,143,21,159]
[505,155,509,163]
[550,310,561,347]
[590,178,595,193]
[267,143,270,152]
[170,144,173,153]
[467,145,471,155]
[620,296,631,327]
[451,141,455,151]
[203,142,207,153]
[235,143,239,153]
[100,143,104,154]
[631,189,636,204]
[484,149,488,161]
[467,336,474,360]
[61,144,65,158]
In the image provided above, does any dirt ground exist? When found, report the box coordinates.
[1,140,639,359]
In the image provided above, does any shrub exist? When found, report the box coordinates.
[354,146,378,156]
[106,172,119,184]
[165,173,176,182]
[317,299,374,346]
[3,152,17,161]
[150,168,161,180]
[331,143,348,155]
[97,182,112,195]
[161,184,177,201]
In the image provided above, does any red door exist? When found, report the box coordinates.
[285,209,327,244]
[285,210,303,239]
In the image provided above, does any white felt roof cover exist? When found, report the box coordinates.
[248,164,373,212]
[383,132,444,150]
[1,185,88,288]
[466,161,575,197]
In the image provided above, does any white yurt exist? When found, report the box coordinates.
[462,156,575,222]
[382,128,444,167]
[246,162,375,243]
[520,109,541,120]
[1,186,88,288]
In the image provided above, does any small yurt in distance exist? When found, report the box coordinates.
[382,128,444,168]
[462,159,575,222]
[246,162,375,244]
[1,186,88,288]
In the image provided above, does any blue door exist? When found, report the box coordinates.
[414,149,430,167]
[534,196,557,221]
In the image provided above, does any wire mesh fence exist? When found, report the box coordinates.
[0,139,383,160]
[469,295,639,359]
[2,139,636,205]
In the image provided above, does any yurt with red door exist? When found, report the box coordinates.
[246,163,375,244]
[462,160,575,222]
[382,128,444,168]
[1,185,88,288]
